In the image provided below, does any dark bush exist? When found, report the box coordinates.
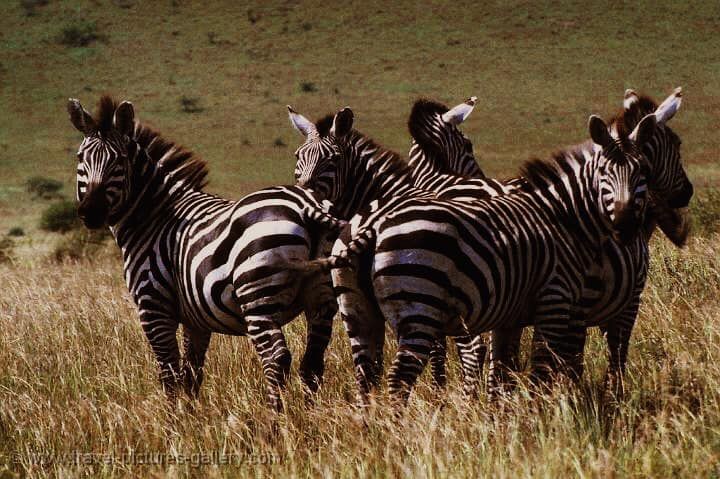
[20,0,49,16]
[273,138,287,148]
[59,21,102,47]
[40,200,80,233]
[8,227,24,237]
[300,82,317,93]
[26,176,63,199]
[180,96,203,113]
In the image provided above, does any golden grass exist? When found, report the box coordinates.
[1,235,719,477]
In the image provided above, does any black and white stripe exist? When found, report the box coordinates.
[297,110,658,404]
[487,88,693,395]
[68,96,344,410]
[289,98,500,397]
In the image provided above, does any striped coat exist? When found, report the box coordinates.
[69,96,344,410]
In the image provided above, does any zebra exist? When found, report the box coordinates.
[288,98,499,397]
[487,88,693,396]
[293,109,661,404]
[68,96,346,410]
[375,89,692,398]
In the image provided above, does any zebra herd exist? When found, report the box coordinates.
[67,87,692,411]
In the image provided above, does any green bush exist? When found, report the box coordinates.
[690,188,720,236]
[8,227,24,237]
[26,176,63,199]
[20,0,49,17]
[59,21,101,47]
[40,200,80,233]
[180,96,203,113]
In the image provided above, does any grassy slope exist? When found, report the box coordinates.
[1,0,720,476]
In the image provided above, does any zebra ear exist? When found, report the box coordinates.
[630,113,658,146]
[330,107,353,138]
[588,115,613,148]
[67,98,96,135]
[114,101,135,137]
[441,96,477,125]
[287,105,317,137]
[654,87,682,125]
[624,89,639,110]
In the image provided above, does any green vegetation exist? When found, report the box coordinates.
[7,226,24,237]
[39,200,79,232]
[691,188,720,236]
[25,176,64,199]
[58,20,102,48]
[0,0,718,476]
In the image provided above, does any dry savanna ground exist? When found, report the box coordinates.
[1,0,720,477]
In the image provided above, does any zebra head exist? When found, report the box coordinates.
[288,105,354,200]
[622,87,693,209]
[68,97,136,229]
[408,97,481,177]
[589,114,657,244]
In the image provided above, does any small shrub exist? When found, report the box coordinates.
[690,188,720,236]
[273,138,287,148]
[53,229,110,262]
[40,200,80,233]
[59,21,102,47]
[8,227,24,237]
[0,237,14,263]
[26,176,63,199]
[180,96,203,114]
[300,82,317,93]
[20,0,49,16]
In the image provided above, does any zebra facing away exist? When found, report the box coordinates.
[296,110,660,404]
[488,88,693,396]
[68,96,345,410]
[288,98,493,398]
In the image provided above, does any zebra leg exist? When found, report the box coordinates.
[140,313,181,399]
[602,302,639,399]
[528,295,579,385]
[429,336,448,389]
[454,334,487,397]
[247,316,292,411]
[181,327,211,398]
[299,303,334,394]
[333,261,384,405]
[387,326,438,407]
[487,327,523,396]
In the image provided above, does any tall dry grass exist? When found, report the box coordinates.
[1,234,720,477]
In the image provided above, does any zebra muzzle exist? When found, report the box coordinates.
[78,186,109,229]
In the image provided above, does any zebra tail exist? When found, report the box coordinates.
[283,228,374,274]
[302,204,348,234]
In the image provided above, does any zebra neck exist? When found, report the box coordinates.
[336,133,415,218]
[528,145,612,250]
[407,142,484,191]
[109,161,215,256]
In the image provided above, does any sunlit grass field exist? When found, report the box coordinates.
[1,0,720,476]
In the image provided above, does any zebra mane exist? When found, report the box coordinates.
[519,143,592,193]
[133,122,209,191]
[407,98,448,150]
[608,94,657,137]
[315,114,410,176]
[92,95,120,135]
